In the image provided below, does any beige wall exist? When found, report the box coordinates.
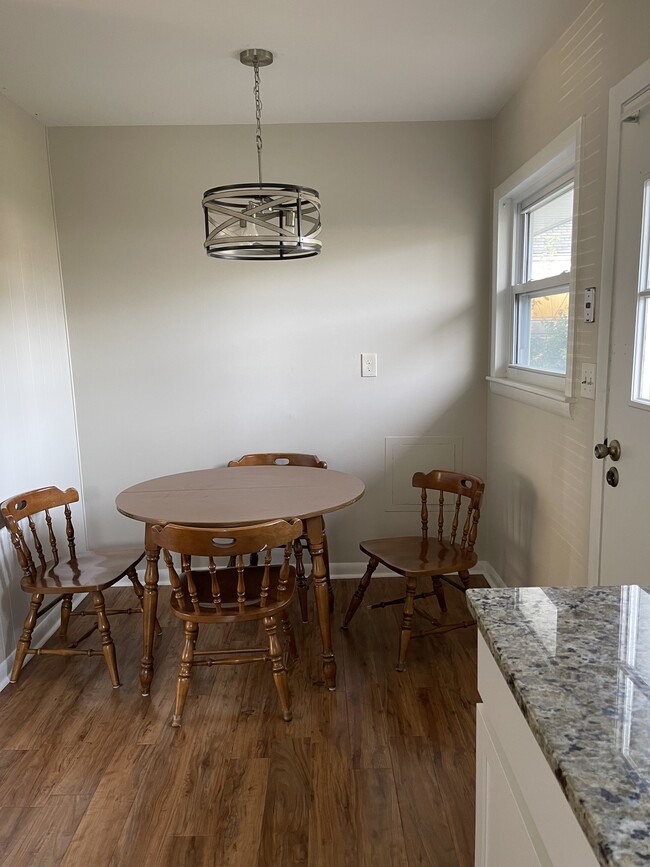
[486,0,650,586]
[0,93,83,681]
[48,121,492,563]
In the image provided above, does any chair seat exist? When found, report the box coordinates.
[20,548,145,594]
[170,565,296,624]
[359,536,478,578]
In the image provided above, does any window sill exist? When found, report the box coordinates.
[487,376,574,418]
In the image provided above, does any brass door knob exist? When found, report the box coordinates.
[594,439,621,461]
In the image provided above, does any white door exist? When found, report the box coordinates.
[595,70,650,585]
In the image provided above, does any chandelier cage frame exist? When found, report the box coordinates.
[202,49,322,261]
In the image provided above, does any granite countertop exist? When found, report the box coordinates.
[466,585,650,867]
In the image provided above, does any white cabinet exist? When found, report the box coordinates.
[475,634,599,867]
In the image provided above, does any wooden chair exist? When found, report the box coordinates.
[152,517,303,725]
[227,453,331,621]
[342,470,484,671]
[1,485,148,688]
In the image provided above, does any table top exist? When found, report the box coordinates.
[115,466,365,526]
[467,585,650,867]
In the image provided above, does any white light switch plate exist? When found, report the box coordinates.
[580,363,595,399]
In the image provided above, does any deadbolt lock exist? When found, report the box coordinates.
[594,439,621,461]
[606,467,619,487]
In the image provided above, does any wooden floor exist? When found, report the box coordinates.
[0,575,486,867]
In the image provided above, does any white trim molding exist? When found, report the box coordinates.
[486,376,573,417]
[489,118,583,417]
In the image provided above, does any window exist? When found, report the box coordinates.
[514,180,573,374]
[489,120,582,417]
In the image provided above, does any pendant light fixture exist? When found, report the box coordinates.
[202,49,322,260]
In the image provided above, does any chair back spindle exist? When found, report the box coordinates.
[27,514,47,567]
[450,492,463,545]
[65,503,76,560]
[45,509,59,564]
[207,557,222,612]
[438,489,445,542]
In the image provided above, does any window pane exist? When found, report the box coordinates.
[638,298,650,402]
[525,186,574,281]
[632,181,650,404]
[516,291,569,373]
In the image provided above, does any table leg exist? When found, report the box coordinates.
[141,524,161,696]
[305,515,336,690]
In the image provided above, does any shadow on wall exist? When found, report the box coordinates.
[318,372,487,565]
[500,473,537,587]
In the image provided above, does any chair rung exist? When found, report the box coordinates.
[192,646,268,657]
[26,647,104,658]
[191,646,270,666]
[71,607,142,617]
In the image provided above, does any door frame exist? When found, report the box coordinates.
[587,59,650,586]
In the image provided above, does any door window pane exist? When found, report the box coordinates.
[632,180,650,404]
[638,299,650,401]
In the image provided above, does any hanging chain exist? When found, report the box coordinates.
[253,62,263,186]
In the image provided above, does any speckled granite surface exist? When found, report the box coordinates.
[466,585,650,867]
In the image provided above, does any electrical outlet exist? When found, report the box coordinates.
[581,363,596,399]
[361,353,377,377]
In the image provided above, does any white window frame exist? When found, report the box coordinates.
[488,119,583,417]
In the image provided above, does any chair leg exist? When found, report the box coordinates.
[431,576,447,613]
[294,538,309,623]
[323,532,334,613]
[127,566,162,635]
[59,594,73,638]
[264,615,292,722]
[397,576,418,672]
[11,593,44,683]
[458,570,471,591]
[92,591,120,688]
[342,557,379,628]
[280,608,299,663]
[172,621,198,727]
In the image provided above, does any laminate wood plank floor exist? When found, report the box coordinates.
[0,575,487,867]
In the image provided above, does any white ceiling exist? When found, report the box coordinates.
[0,0,589,127]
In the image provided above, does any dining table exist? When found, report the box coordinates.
[115,465,365,695]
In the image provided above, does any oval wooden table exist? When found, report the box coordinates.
[116,466,365,695]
